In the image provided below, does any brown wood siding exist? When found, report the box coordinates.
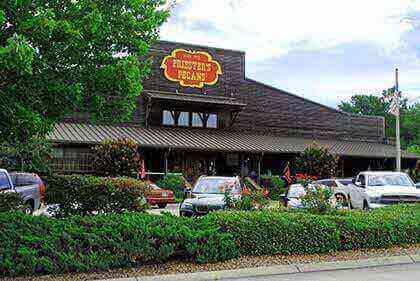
[136,41,385,143]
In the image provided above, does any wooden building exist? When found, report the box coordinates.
[48,41,419,177]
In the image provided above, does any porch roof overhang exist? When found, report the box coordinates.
[144,90,247,112]
[49,123,420,160]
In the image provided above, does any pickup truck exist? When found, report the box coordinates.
[0,169,43,214]
[353,171,420,208]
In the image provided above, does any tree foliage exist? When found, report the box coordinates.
[338,94,419,148]
[92,139,142,177]
[295,143,340,179]
[1,0,169,168]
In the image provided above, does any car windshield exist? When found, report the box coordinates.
[193,178,238,194]
[368,174,414,187]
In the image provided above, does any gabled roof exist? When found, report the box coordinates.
[49,123,419,159]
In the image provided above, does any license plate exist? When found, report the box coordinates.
[162,192,167,197]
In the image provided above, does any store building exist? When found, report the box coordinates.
[48,40,419,178]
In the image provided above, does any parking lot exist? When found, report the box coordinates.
[146,203,180,216]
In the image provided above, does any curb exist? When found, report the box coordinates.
[98,254,419,281]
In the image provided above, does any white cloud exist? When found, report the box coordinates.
[160,0,420,106]
[162,0,418,61]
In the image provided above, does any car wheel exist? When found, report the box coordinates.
[22,203,33,215]
[348,195,354,209]
[157,203,167,209]
[363,200,370,211]
[334,194,349,209]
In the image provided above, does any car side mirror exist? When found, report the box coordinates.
[416,183,420,189]
[355,181,364,187]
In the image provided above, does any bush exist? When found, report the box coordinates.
[1,205,419,277]
[0,192,24,212]
[156,173,186,199]
[295,143,340,179]
[0,212,237,277]
[92,139,142,177]
[45,174,149,217]
[300,184,334,214]
[208,204,420,256]
[260,175,286,200]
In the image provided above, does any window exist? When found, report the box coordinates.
[368,174,414,187]
[178,112,189,127]
[207,114,218,128]
[0,172,11,190]
[192,113,203,127]
[358,175,366,186]
[161,111,218,128]
[162,110,175,126]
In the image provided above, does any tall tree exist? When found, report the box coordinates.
[0,0,170,170]
[338,93,419,149]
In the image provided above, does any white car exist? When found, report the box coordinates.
[286,179,370,210]
[314,179,370,210]
[354,171,420,208]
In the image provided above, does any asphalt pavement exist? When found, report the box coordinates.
[147,203,179,216]
[221,263,420,281]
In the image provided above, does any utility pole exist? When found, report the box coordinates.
[395,68,401,172]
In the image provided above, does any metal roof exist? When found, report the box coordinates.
[49,123,420,159]
[145,91,247,107]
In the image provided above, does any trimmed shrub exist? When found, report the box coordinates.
[92,139,142,177]
[260,175,286,200]
[0,192,24,212]
[0,205,419,277]
[330,205,420,250]
[156,173,186,199]
[45,174,149,217]
[208,210,340,256]
[0,212,237,277]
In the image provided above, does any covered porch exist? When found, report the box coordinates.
[48,123,419,178]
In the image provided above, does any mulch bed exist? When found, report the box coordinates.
[5,244,420,281]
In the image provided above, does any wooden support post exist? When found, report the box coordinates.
[258,152,264,184]
[164,148,171,175]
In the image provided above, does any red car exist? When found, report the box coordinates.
[145,183,174,208]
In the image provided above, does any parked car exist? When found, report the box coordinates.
[145,183,174,208]
[0,169,43,214]
[180,176,242,216]
[285,184,306,209]
[313,178,370,209]
[285,179,370,210]
[353,171,420,208]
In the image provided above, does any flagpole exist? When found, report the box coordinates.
[395,68,401,172]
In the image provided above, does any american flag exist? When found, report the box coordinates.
[139,159,147,179]
[283,161,292,185]
[389,87,400,117]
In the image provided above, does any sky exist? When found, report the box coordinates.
[160,0,420,108]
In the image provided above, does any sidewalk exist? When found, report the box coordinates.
[99,253,420,281]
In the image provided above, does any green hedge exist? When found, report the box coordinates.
[209,205,420,256]
[0,212,236,276]
[45,174,149,217]
[1,205,419,277]
[0,192,24,212]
